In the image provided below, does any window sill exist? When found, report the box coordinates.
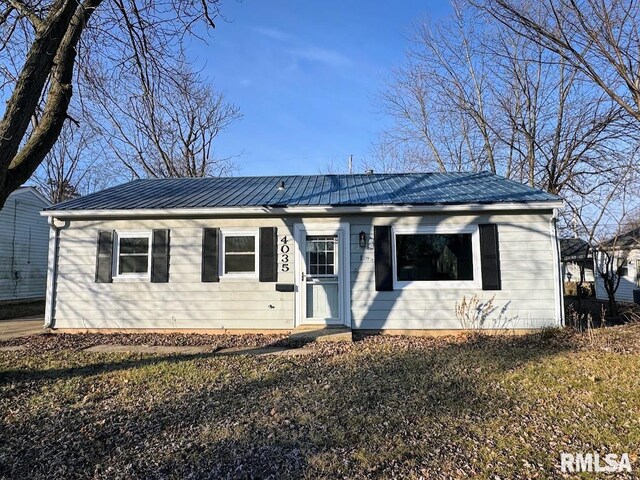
[219,274,259,282]
[394,280,481,290]
[112,275,150,282]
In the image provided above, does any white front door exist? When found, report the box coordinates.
[295,224,350,326]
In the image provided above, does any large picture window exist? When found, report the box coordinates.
[114,231,152,278]
[393,227,480,288]
[221,231,258,276]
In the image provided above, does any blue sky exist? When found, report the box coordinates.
[191,0,453,176]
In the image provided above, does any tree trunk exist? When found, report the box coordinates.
[0,0,103,211]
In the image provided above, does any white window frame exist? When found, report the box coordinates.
[112,230,152,281]
[392,225,481,290]
[219,229,259,279]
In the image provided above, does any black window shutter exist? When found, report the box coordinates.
[259,227,277,282]
[95,230,114,283]
[151,229,170,283]
[374,225,393,291]
[479,224,501,290]
[202,228,220,282]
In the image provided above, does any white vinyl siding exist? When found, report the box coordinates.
[0,189,50,301]
[49,210,561,330]
[349,212,561,330]
[52,219,295,329]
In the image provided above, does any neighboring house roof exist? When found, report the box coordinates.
[560,238,591,261]
[47,172,560,212]
[601,226,640,249]
[9,186,52,207]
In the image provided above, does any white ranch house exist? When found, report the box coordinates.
[41,172,564,332]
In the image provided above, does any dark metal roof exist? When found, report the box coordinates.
[48,172,560,211]
[560,238,591,260]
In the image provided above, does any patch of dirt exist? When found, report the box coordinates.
[0,332,295,353]
[3,324,640,356]
[565,295,640,327]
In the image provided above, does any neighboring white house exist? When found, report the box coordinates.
[0,187,52,302]
[560,238,594,283]
[595,227,640,304]
[41,172,565,332]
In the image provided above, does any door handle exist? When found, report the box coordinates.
[301,272,305,281]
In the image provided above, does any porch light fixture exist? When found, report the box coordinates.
[359,231,367,248]
[277,180,285,191]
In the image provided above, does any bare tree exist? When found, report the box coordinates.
[379,0,631,197]
[32,123,86,203]
[477,0,640,123]
[364,141,421,174]
[0,0,222,208]
[379,4,497,174]
[31,121,113,202]
[88,64,241,178]
[467,0,640,317]
[567,160,640,317]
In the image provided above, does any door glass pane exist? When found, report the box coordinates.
[306,236,337,276]
[306,282,339,319]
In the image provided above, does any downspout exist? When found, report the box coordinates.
[551,209,565,327]
[44,217,61,329]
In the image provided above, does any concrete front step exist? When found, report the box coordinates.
[290,327,353,342]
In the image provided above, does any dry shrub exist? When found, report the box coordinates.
[455,295,514,330]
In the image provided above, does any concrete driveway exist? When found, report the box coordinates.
[0,316,44,340]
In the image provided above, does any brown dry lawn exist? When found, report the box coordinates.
[1,327,640,479]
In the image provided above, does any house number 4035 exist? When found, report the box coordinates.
[279,236,290,272]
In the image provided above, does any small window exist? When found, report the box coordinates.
[396,233,474,282]
[617,259,629,277]
[222,233,257,275]
[114,232,151,278]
